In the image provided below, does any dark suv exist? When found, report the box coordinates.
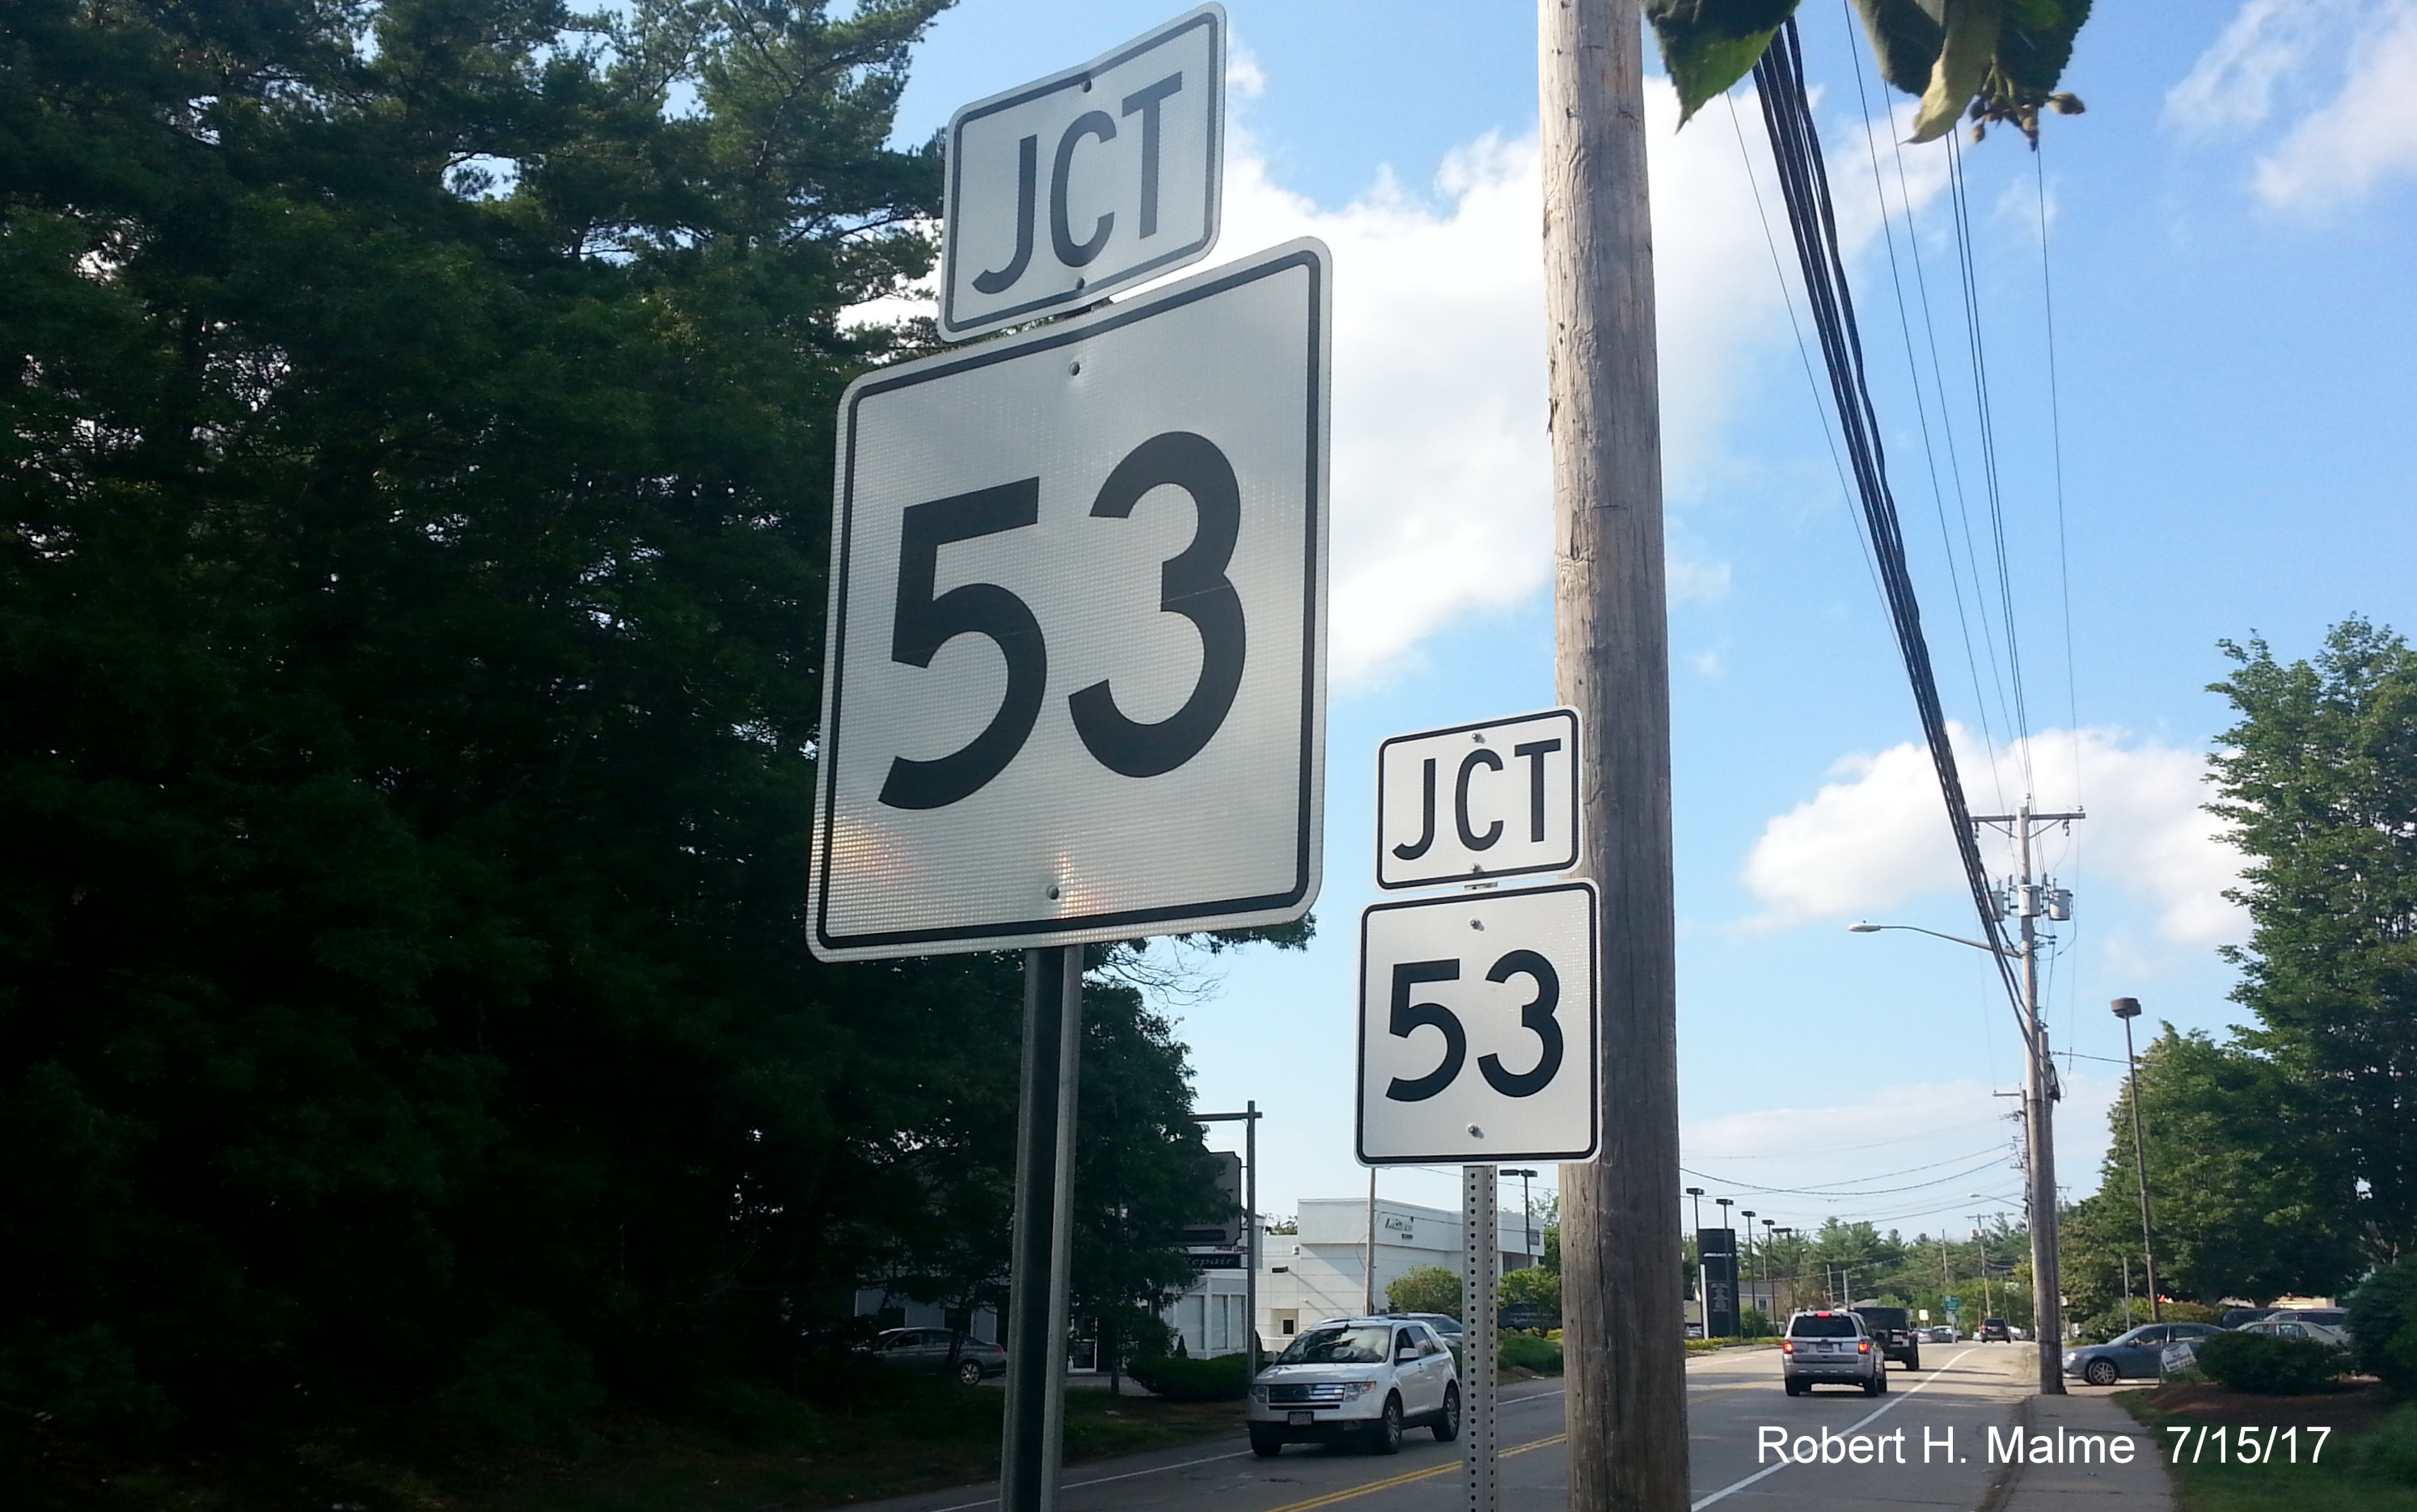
[1979,1317,2011,1342]
[1849,1307,1921,1370]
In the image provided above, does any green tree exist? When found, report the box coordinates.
[2212,618,2417,1262]
[2064,1028,2359,1313]
[1387,1265,1460,1318]
[0,0,1246,1451]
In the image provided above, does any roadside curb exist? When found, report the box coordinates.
[1988,1390,2175,1511]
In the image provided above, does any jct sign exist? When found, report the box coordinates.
[940,5,1224,340]
[809,240,1329,961]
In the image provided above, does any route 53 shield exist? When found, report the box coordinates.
[1358,881,1599,1164]
[809,240,1329,961]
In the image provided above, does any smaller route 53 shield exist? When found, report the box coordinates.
[1357,881,1599,1165]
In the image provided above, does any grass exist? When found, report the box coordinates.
[7,1383,1247,1512]
[2117,1379,2417,1512]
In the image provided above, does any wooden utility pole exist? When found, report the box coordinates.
[1540,2,1688,1508]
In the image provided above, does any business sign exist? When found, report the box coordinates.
[1699,1227,1739,1340]
[940,6,1224,341]
[1356,880,1599,1164]
[1376,708,1579,889]
[809,240,1329,961]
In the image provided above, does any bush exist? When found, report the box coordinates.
[1126,1351,1251,1401]
[2192,1331,2347,1396]
[1498,1334,1563,1375]
[1387,1265,1460,1317]
[2352,1259,2417,1392]
[2358,1404,2417,1484]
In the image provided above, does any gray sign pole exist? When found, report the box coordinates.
[1463,1164,1499,1512]
[1001,945,1083,1512]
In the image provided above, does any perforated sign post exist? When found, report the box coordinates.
[940,5,1224,341]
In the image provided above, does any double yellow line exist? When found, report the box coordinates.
[1258,1434,1570,1512]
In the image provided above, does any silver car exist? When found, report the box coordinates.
[1781,1310,1886,1396]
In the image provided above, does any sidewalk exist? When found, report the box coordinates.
[1992,1389,2173,1512]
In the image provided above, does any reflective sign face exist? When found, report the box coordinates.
[1375,709,1579,889]
[810,241,1329,961]
[1357,881,1599,1164]
[940,6,1223,341]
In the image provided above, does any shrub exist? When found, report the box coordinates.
[1387,1265,1460,1317]
[1126,1351,1250,1401]
[1498,1334,1563,1375]
[436,1311,606,1447]
[2352,1259,2417,1392]
[2192,1331,2347,1396]
[2358,1404,2417,1484]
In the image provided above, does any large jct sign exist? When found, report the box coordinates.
[940,6,1225,341]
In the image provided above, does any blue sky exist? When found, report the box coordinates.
[877,1,2417,1241]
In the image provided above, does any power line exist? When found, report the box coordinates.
[1748,20,2026,1033]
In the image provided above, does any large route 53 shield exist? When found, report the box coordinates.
[1358,881,1599,1164]
[809,240,1329,961]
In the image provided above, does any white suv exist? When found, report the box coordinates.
[1781,1310,1887,1396]
[1248,1317,1461,1455]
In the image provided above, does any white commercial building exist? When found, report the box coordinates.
[1236,1195,1536,1351]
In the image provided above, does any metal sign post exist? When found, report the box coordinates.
[1462,1164,1500,1512]
[1000,945,1083,1512]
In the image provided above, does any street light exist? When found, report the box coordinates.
[1852,917,2068,1395]
[1686,1187,1707,1337]
[2112,998,2161,1322]
[1504,1168,1540,1263]
[1740,1210,1757,1333]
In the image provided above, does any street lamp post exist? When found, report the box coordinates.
[1853,897,2072,1396]
[1504,1168,1540,1264]
[1686,1186,1706,1337]
[1739,1210,1756,1332]
[2111,998,2161,1323]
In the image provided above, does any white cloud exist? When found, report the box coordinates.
[1225,37,1267,101]
[1739,724,2246,946]
[847,78,1951,685]
[2169,0,2417,209]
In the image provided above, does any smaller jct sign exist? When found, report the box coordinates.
[1376,709,1579,889]
[940,6,1224,340]
[1358,881,1599,1165]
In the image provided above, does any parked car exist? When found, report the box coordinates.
[1249,1318,1460,1456]
[2271,1307,2347,1329]
[2063,1323,2224,1386]
[1850,1307,1921,1370]
[1926,1326,1958,1343]
[1781,1311,1887,1396]
[1979,1317,2011,1342]
[2234,1317,2348,1347]
[1396,1311,1466,1345]
[2221,1307,2281,1329]
[860,1327,1008,1387]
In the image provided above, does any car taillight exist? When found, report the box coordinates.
[1781,1340,1794,1354]
[1858,1341,1871,1354]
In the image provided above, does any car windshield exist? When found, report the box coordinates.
[1790,1316,1857,1339]
[1276,1325,1392,1365]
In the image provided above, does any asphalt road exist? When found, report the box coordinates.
[859,1343,2048,1512]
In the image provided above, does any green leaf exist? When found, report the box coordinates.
[1849,0,1946,95]
[1910,0,1999,141]
[1994,0,2091,95]
[1646,0,1798,124]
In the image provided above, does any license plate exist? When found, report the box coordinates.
[1288,1411,1314,1426]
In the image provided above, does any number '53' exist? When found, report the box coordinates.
[878,430,1245,811]
[1384,952,1565,1104]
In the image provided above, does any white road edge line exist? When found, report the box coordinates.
[1688,1348,1980,1512]
[915,1384,1572,1512]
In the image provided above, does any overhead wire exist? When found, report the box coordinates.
[1749,20,2029,1036]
